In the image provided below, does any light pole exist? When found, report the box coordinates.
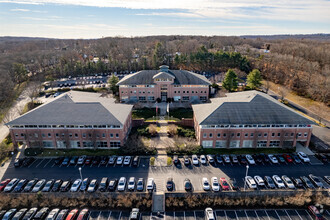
[243,165,249,191]
[78,167,83,180]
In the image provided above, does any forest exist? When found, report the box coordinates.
[0,35,329,118]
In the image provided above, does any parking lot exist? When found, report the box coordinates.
[87,209,330,220]
[3,155,330,192]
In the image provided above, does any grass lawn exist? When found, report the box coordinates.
[201,147,296,155]
[132,108,156,119]
[169,108,193,119]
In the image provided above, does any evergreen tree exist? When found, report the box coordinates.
[247,69,262,89]
[222,69,238,92]
[108,74,119,94]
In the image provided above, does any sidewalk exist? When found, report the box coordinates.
[0,145,25,180]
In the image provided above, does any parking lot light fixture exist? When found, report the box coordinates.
[244,165,249,191]
[79,167,83,180]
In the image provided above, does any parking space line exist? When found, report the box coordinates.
[97,211,102,220]
[264,210,271,220]
[183,211,185,220]
[118,211,122,220]
[51,162,56,168]
[139,213,142,220]
[244,210,249,220]
[164,212,166,220]
[326,210,330,216]
[294,210,302,220]
[284,210,292,220]
[107,211,112,220]
[224,211,228,220]
[66,163,70,168]
[150,212,153,220]
[234,211,238,220]
[174,212,175,220]
[43,159,52,168]
[254,211,260,220]
[303,210,314,220]
[274,210,281,220]
[193,211,196,220]
[28,159,38,168]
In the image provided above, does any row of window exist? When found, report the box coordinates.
[203,140,285,148]
[42,141,121,148]
[174,90,207,94]
[16,132,121,139]
[201,124,311,129]
[138,96,155,101]
[203,132,309,138]
[122,91,155,94]
[12,125,121,129]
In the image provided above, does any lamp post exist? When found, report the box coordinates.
[78,167,83,180]
[243,165,249,191]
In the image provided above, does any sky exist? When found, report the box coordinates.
[0,0,330,39]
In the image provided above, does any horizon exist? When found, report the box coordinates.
[1,0,330,38]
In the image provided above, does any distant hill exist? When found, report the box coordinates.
[240,34,330,41]
[0,36,52,42]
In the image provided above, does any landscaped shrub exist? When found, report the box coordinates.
[148,124,157,136]
[24,148,43,156]
[150,157,155,166]
[167,124,178,136]
[177,126,195,138]
[167,157,173,166]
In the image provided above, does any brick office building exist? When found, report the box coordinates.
[117,65,211,103]
[6,91,133,149]
[192,91,313,148]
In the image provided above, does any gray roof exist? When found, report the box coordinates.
[192,91,314,125]
[6,91,133,126]
[117,69,211,86]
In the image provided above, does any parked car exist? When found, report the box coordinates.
[108,179,118,192]
[55,209,69,220]
[205,208,215,220]
[32,179,46,192]
[202,177,210,191]
[22,207,38,220]
[200,155,207,164]
[301,176,314,189]
[100,156,108,166]
[264,176,276,189]
[14,179,28,192]
[79,178,89,192]
[4,178,20,192]
[77,155,86,165]
[124,156,131,165]
[84,156,92,165]
[254,176,265,187]
[292,154,302,163]
[206,155,214,163]
[132,156,139,166]
[292,177,304,188]
[245,176,257,189]
[61,157,70,166]
[252,154,262,164]
[136,178,144,191]
[51,179,63,192]
[173,155,179,165]
[65,209,78,220]
[108,156,117,165]
[230,155,238,163]
[245,155,255,165]
[216,155,223,164]
[0,179,11,191]
[70,179,82,192]
[260,153,270,163]
[192,155,199,165]
[23,179,38,192]
[184,178,192,191]
[116,156,123,165]
[283,154,293,163]
[237,155,247,164]
[308,205,326,220]
[315,154,327,163]
[276,155,286,163]
[309,174,324,188]
[117,177,126,191]
[128,177,136,191]
[92,156,101,165]
[211,177,220,192]
[298,152,310,163]
[324,176,330,185]
[60,181,71,192]
[272,175,285,189]
[223,155,230,163]
[42,179,55,192]
[146,178,155,191]
[268,154,278,164]
[282,175,295,189]
[54,157,64,165]
[129,208,140,220]
[33,207,49,220]
[183,156,190,165]
[14,158,23,167]
[229,178,239,190]
[12,208,27,220]
[0,210,6,219]
[98,178,108,192]
[219,177,230,190]
[2,209,17,220]
[87,179,98,192]
[76,209,89,220]
[46,208,60,220]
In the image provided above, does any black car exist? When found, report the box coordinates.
[183,156,190,165]
[229,178,239,190]
[52,179,63,192]
[60,181,71,192]
[22,157,35,167]
[54,157,64,165]
[315,154,327,163]
[166,178,174,191]
[100,156,108,166]
[14,158,23,167]
[260,153,270,163]
[108,179,118,191]
[92,156,101,165]
[216,155,223,164]
[12,208,28,220]
[80,178,90,192]
[22,208,38,220]
[237,155,247,164]
[277,155,286,163]
[184,178,192,191]
[61,157,70,166]
[173,155,179,165]
[99,178,108,192]
[55,209,68,220]
[69,156,78,165]
[300,176,314,189]
[33,208,49,220]
[132,156,139,166]
[14,179,28,192]
[292,177,304,188]
[23,179,38,192]
[252,154,262,164]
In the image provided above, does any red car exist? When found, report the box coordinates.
[308,206,326,220]
[0,179,11,191]
[65,209,79,220]
[76,209,89,220]
[283,154,293,163]
[84,157,92,165]
[219,177,230,191]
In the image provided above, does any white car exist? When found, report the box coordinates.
[272,175,286,188]
[254,176,265,187]
[31,179,46,192]
[281,175,295,189]
[127,177,136,191]
[200,155,207,164]
[205,208,215,220]
[87,179,98,192]
[4,178,19,192]
[268,154,278,164]
[46,208,60,220]
[211,177,220,192]
[246,155,255,165]
[123,156,131,165]
[117,177,126,191]
[116,156,123,165]
[223,155,230,163]
[298,152,310,163]
[245,176,257,189]
[70,179,82,192]
[147,178,155,191]
[192,155,199,165]
[77,155,86,165]
[202,177,210,191]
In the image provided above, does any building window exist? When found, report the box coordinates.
[21,133,25,137]
[42,134,45,138]
[203,133,207,138]
[192,91,194,94]
[183,91,185,93]
[110,141,121,148]
[217,133,221,138]
[269,141,280,147]
[61,133,65,137]
[298,133,302,137]
[291,133,294,137]
[272,133,275,137]
[139,96,146,101]
[56,133,59,137]
[231,133,235,137]
[200,96,207,101]
[116,133,119,138]
[43,141,53,148]
[257,141,267,147]
[304,133,308,137]
[202,141,213,148]
[83,141,93,148]
[96,141,108,148]
[69,133,73,137]
[285,133,288,137]
[237,133,240,137]
[209,133,213,138]
[75,133,78,138]
[182,96,189,101]
[223,133,227,137]
[277,133,281,137]
[264,133,267,137]
[148,96,155,101]
[102,133,106,138]
[250,133,254,137]
[230,140,240,148]
[215,140,226,148]
[82,133,86,138]
[34,133,38,138]
[88,133,92,138]
[70,141,81,148]
[258,133,262,137]
[243,140,253,148]
[174,91,176,93]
